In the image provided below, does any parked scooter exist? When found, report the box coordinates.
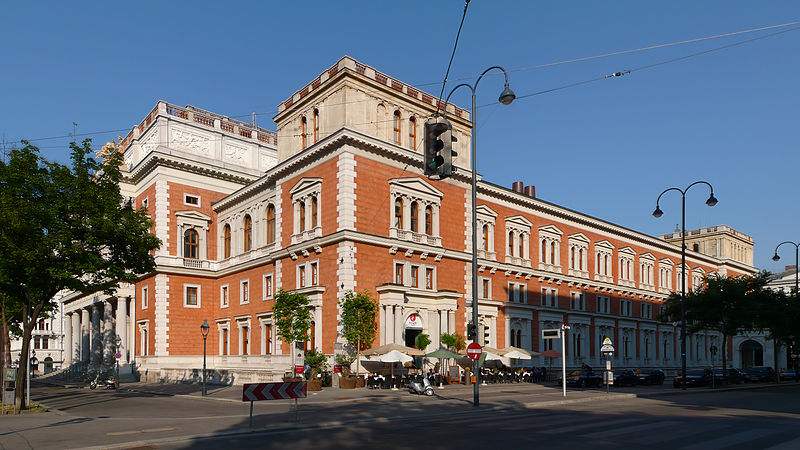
[409,374,434,396]
[89,372,117,390]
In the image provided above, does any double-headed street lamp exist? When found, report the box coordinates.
[444,66,515,407]
[653,181,717,390]
[772,242,799,382]
[201,319,210,396]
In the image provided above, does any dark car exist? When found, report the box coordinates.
[613,369,638,387]
[741,366,776,383]
[712,368,744,384]
[560,370,603,388]
[673,368,713,388]
[636,368,665,385]
[780,369,798,380]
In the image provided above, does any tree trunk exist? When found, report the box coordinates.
[774,337,781,384]
[14,322,32,411]
[721,332,728,386]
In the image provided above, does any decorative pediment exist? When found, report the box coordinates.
[289,177,323,196]
[388,177,443,199]
[693,266,706,274]
[538,224,563,236]
[506,215,533,229]
[568,232,590,243]
[639,252,656,261]
[476,204,498,219]
[595,240,615,251]
[658,258,675,266]
[174,210,212,222]
[619,246,636,256]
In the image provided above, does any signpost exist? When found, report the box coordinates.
[467,342,482,386]
[601,337,615,394]
[542,327,567,396]
[242,381,307,427]
[710,345,718,389]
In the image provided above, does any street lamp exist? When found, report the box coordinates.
[444,65,515,407]
[200,319,210,396]
[773,242,800,382]
[653,181,717,390]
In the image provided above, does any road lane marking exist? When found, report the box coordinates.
[540,417,641,434]
[581,420,680,439]
[682,428,775,450]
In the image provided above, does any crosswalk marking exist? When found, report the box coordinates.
[540,417,642,434]
[580,420,680,439]
[682,428,776,450]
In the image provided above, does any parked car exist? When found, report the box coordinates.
[559,370,603,388]
[712,368,744,384]
[673,368,713,388]
[780,369,798,380]
[636,368,665,385]
[612,369,638,387]
[741,366,776,383]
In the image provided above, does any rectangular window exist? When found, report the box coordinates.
[395,263,404,285]
[241,326,249,355]
[141,286,149,309]
[311,262,318,286]
[42,337,49,349]
[222,328,229,356]
[570,292,585,311]
[263,274,273,300]
[508,282,526,303]
[425,268,434,290]
[184,285,200,307]
[34,337,40,349]
[620,299,632,317]
[141,197,149,210]
[184,194,200,206]
[411,265,419,288]
[240,280,250,304]
[481,278,490,299]
[541,288,557,307]
[299,264,306,288]
[221,285,229,308]
[597,295,610,314]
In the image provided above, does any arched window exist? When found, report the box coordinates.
[425,205,433,235]
[266,205,275,243]
[394,198,403,229]
[508,231,514,256]
[183,229,199,259]
[298,201,306,232]
[305,321,316,352]
[482,224,489,251]
[579,248,584,271]
[550,242,556,264]
[516,330,522,348]
[541,239,547,263]
[393,110,401,145]
[410,201,418,232]
[223,224,231,258]
[311,196,318,228]
[518,234,524,259]
[596,253,600,272]
[313,109,319,143]
[243,215,252,252]
[570,247,575,268]
[408,117,416,149]
[301,116,307,150]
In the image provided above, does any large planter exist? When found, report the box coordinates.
[355,377,365,388]
[339,377,357,389]
[282,377,303,382]
[307,379,322,391]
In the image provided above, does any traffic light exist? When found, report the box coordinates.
[479,324,490,346]
[424,117,457,180]
[467,322,477,341]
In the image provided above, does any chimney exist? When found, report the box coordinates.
[524,185,536,198]
[786,265,797,272]
[512,181,524,193]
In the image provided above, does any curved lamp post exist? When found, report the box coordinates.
[653,181,717,390]
[201,319,210,396]
[772,242,799,381]
[444,66,515,407]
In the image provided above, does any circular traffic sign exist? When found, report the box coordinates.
[115,352,122,359]
[466,342,483,360]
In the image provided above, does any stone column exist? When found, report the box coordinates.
[71,312,81,362]
[63,313,73,365]
[395,306,403,344]
[90,304,101,367]
[81,308,90,362]
[116,297,128,363]
[379,306,386,346]
[103,300,114,365]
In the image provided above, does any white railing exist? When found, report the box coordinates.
[291,226,322,245]
[594,274,614,283]
[477,249,496,261]
[505,255,532,268]
[568,268,589,278]
[539,262,562,273]
[389,227,442,247]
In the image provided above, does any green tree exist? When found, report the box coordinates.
[272,289,312,372]
[304,349,329,379]
[752,285,800,382]
[660,272,772,385]
[338,290,378,375]
[414,333,431,351]
[0,140,160,410]
[440,332,466,352]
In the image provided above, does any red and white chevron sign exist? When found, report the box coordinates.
[242,382,307,401]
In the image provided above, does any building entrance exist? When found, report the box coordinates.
[740,340,763,368]
[404,313,423,348]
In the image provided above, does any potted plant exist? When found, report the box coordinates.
[304,349,328,391]
[338,290,378,377]
[335,353,357,389]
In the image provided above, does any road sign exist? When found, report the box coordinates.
[115,352,122,359]
[242,382,307,401]
[466,342,483,360]
[600,344,615,353]
[5,368,15,381]
[294,364,305,374]
[542,329,561,339]
[602,337,613,346]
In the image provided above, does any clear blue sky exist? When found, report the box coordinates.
[2,1,798,272]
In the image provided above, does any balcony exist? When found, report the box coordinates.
[618,279,636,288]
[291,226,322,245]
[477,249,496,261]
[183,258,204,269]
[594,274,614,283]
[538,262,562,273]
[389,227,442,247]
[505,255,531,268]
[568,268,589,278]
[639,282,656,292]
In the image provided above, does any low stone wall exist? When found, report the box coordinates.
[137,367,280,385]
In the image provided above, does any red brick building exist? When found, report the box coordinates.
[60,57,761,383]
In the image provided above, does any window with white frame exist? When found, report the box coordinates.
[176,210,211,262]
[263,274,274,300]
[296,260,320,289]
[140,197,149,210]
[597,295,610,314]
[567,233,589,277]
[392,260,436,290]
[138,321,149,356]
[594,240,614,282]
[508,282,527,303]
[619,298,632,317]
[476,205,497,260]
[538,224,563,272]
[570,291,585,311]
[425,267,434,290]
[641,302,653,319]
[480,277,491,299]
[289,178,322,244]
[639,253,655,290]
[541,288,558,307]
[410,265,420,288]
[659,259,674,292]
[218,321,230,356]
[388,178,443,246]
[618,247,636,286]
[141,286,149,309]
[184,194,200,207]
[692,269,704,290]
[184,284,201,308]
[240,280,250,304]
[220,284,229,308]
[505,216,533,267]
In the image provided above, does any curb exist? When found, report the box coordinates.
[635,381,800,399]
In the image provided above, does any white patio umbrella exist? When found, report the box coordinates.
[504,350,532,360]
[375,350,412,390]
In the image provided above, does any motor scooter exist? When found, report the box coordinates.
[408,374,434,396]
[89,372,117,390]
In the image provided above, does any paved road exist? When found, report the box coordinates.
[156,385,800,450]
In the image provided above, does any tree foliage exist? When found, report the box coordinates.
[272,289,313,345]
[440,332,466,352]
[338,290,378,352]
[0,140,160,409]
[414,333,431,351]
